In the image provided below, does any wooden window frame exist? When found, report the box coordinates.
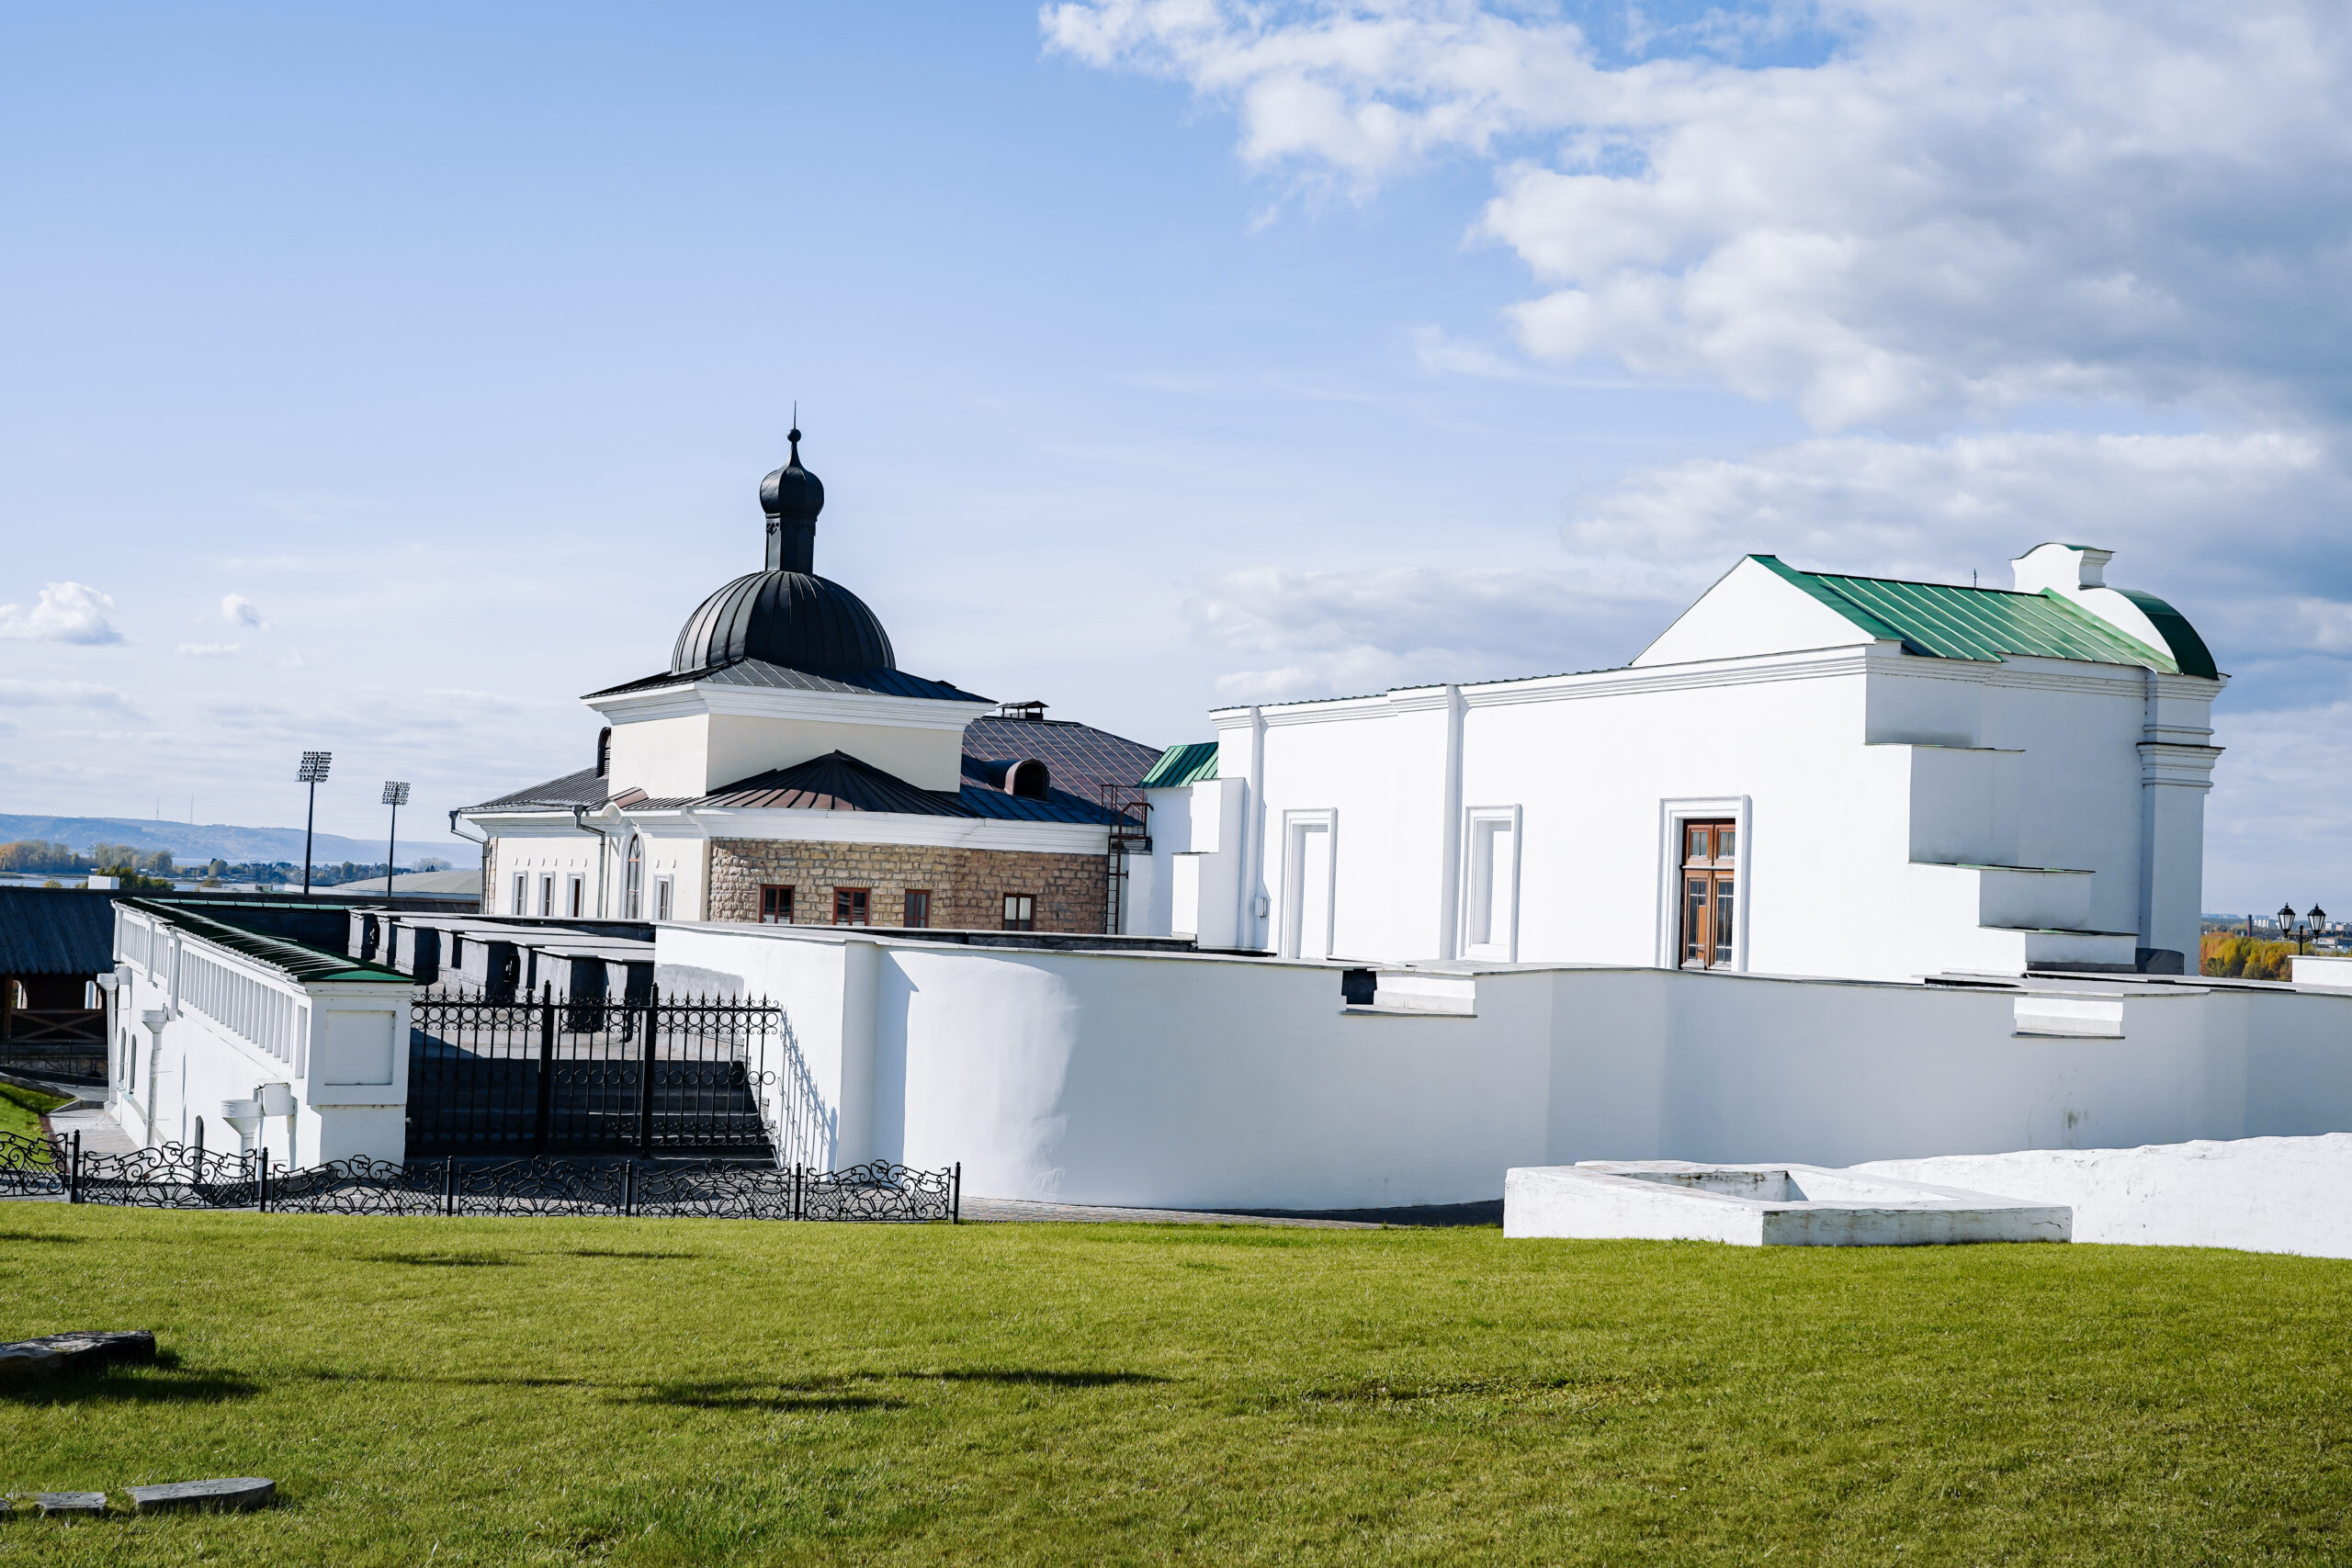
[1002,893,1036,932]
[833,887,871,927]
[903,889,932,929]
[759,885,794,924]
[1656,796,1749,972]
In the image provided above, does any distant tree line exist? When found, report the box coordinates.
[2200,933,2300,980]
[0,840,452,887]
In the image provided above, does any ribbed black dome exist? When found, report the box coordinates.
[670,570,896,676]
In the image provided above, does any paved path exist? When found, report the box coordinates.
[41,1101,139,1156]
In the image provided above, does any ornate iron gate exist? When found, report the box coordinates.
[406,987,778,1159]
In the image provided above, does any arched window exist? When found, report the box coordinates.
[1008,759,1050,800]
[624,838,644,920]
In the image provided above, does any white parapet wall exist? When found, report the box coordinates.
[1502,1162,2072,1247]
[656,921,2352,1211]
[1851,1134,2352,1258]
[108,902,413,1165]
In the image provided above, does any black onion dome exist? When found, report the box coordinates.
[670,570,896,676]
[760,434,824,524]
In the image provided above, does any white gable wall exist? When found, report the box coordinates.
[1632,557,1882,667]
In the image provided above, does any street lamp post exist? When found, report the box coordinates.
[382,781,411,897]
[2276,901,2329,955]
[297,751,332,896]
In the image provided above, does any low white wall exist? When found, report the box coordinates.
[110,908,412,1165]
[1854,1134,2352,1258]
[658,923,2352,1211]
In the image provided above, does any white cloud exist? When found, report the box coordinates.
[1186,561,1665,701]
[0,677,140,711]
[1563,428,2352,667]
[1048,0,2352,431]
[221,593,267,629]
[0,581,124,645]
[176,642,242,658]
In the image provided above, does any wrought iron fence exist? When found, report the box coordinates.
[0,1130,957,1223]
[407,988,780,1159]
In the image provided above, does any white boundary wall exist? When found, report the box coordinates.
[658,922,2352,1210]
[108,907,413,1164]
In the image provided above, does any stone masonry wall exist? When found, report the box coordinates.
[707,839,1108,934]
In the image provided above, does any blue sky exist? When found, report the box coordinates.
[2,2,2346,911]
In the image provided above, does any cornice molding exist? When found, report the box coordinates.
[587,681,981,732]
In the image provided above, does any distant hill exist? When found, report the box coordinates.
[0,813,480,868]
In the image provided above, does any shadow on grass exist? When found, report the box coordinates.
[367,1253,520,1268]
[0,1232,83,1244]
[563,1250,706,1260]
[911,1369,1170,1388]
[0,1363,260,1407]
[620,1379,909,1414]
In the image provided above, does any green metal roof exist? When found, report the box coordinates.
[1140,741,1220,789]
[124,897,410,986]
[1751,556,2214,677]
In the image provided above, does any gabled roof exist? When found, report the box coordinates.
[639,750,1121,827]
[463,767,610,814]
[0,886,118,976]
[584,657,989,705]
[1141,741,1220,788]
[961,715,1163,799]
[1749,556,2202,674]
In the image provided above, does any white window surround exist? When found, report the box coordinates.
[654,875,674,922]
[512,873,527,918]
[1656,795,1752,972]
[1277,808,1339,962]
[1459,805,1523,963]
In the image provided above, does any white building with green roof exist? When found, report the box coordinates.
[1132,541,2222,985]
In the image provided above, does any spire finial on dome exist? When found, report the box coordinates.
[760,411,824,572]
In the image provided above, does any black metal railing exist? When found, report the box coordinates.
[0,1130,958,1223]
[407,987,779,1158]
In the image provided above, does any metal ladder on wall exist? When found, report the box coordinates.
[1100,785,1151,935]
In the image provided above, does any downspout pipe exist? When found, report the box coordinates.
[571,805,612,919]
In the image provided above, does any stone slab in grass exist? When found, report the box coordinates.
[34,1493,108,1517]
[128,1478,276,1513]
[0,1330,156,1378]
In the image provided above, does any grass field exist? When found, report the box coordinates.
[0,1207,2345,1565]
[0,1084,67,1143]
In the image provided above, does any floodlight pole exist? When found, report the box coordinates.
[382,781,411,897]
[297,751,332,897]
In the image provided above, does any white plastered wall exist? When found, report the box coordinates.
[654,922,2352,1209]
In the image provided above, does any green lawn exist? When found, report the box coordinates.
[0,1083,67,1143]
[0,1209,2345,1565]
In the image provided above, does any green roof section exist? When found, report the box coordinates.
[1140,741,1220,789]
[124,897,411,986]
[1749,556,2197,674]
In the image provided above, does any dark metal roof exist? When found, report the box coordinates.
[125,897,409,985]
[960,715,1162,799]
[463,766,611,814]
[1141,741,1220,788]
[671,570,894,677]
[0,887,118,976]
[584,658,989,705]
[1752,556,2207,675]
[639,750,1120,827]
